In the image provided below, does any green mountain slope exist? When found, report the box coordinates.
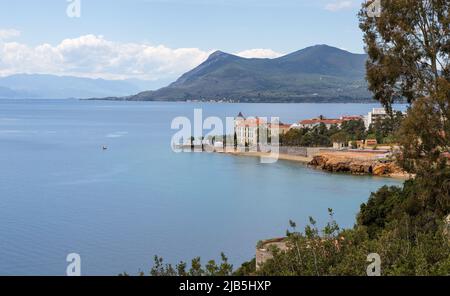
[124,45,372,103]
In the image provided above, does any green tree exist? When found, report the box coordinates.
[359,0,450,216]
[359,0,449,108]
[330,131,349,144]
[368,111,404,143]
[139,253,233,276]
[340,120,366,141]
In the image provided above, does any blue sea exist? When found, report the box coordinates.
[0,99,404,275]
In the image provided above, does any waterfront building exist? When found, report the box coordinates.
[234,113,291,147]
[363,108,388,129]
[292,115,363,130]
[234,113,267,146]
[294,117,343,129]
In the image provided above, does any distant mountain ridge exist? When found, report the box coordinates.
[0,74,166,99]
[123,45,372,103]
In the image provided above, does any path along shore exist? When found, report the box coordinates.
[221,150,313,164]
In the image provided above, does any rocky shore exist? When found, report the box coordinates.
[309,152,410,179]
[217,149,411,179]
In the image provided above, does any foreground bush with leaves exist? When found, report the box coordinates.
[255,181,450,276]
[129,176,449,276]
[120,253,234,276]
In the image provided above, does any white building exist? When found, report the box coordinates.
[235,113,292,147]
[364,108,388,129]
[234,113,267,147]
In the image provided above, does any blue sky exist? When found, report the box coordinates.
[0,0,366,82]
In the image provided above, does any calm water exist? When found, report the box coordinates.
[0,99,403,275]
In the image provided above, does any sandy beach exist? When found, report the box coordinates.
[220,150,313,164]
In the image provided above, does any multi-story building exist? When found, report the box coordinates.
[363,108,388,129]
[234,113,291,147]
[235,113,267,146]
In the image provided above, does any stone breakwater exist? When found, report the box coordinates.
[309,152,408,178]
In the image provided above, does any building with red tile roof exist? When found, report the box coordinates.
[234,113,291,146]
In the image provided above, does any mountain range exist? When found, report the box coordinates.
[120,45,372,103]
[0,74,169,99]
[0,45,372,102]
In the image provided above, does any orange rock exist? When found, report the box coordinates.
[310,152,405,177]
[373,163,390,176]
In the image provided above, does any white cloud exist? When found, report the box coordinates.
[0,34,283,81]
[0,29,21,40]
[236,49,283,59]
[325,1,353,11]
[0,35,210,80]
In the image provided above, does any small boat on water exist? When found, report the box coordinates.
[102,146,108,150]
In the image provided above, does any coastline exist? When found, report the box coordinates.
[219,150,313,164]
[218,150,411,180]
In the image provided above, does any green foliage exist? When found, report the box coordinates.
[142,253,233,277]
[256,192,449,275]
[359,0,449,107]
[254,171,450,276]
[359,0,449,174]
[281,118,381,148]
[233,258,256,276]
[357,185,405,238]
[258,210,369,276]
[280,117,404,148]
[330,131,349,143]
[281,124,337,147]
[341,120,367,141]
[130,155,448,277]
[367,111,404,144]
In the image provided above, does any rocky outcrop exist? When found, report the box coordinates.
[373,162,404,176]
[309,153,405,177]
